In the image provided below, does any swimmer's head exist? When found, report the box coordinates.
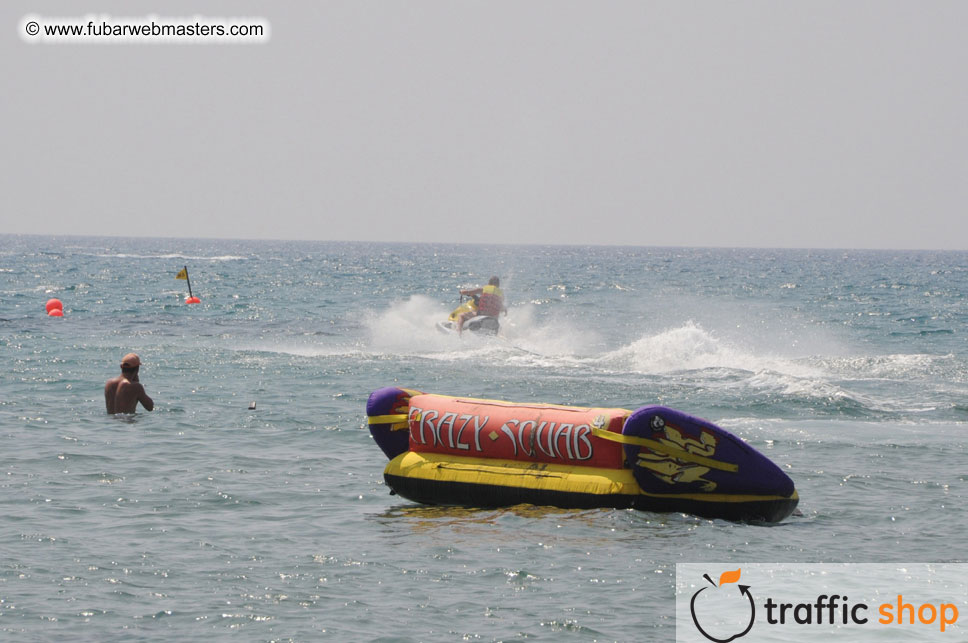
[121,353,141,372]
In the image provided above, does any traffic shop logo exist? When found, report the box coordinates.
[685,567,961,640]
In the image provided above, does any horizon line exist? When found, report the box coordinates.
[1,231,964,253]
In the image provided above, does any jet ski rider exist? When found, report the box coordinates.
[457,276,507,335]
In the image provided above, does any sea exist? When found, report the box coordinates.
[1,234,966,641]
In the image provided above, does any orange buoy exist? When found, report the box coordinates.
[45,298,63,313]
[48,308,64,317]
[185,296,201,304]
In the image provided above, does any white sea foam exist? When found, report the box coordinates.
[594,322,822,378]
[232,342,364,358]
[363,295,473,357]
[92,253,246,261]
[743,369,863,403]
[496,304,603,357]
[811,353,963,381]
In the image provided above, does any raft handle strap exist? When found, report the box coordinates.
[367,413,409,424]
[367,413,410,431]
[590,428,738,473]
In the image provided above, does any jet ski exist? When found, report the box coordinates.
[436,294,500,335]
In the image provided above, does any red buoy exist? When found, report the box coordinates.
[48,308,64,317]
[185,296,201,304]
[45,298,63,313]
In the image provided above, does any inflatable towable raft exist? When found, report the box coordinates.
[366,388,799,523]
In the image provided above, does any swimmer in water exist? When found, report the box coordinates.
[104,353,154,414]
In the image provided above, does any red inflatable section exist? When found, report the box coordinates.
[406,394,629,469]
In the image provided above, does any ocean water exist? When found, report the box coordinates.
[1,235,966,641]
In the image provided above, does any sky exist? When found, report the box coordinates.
[3,1,967,249]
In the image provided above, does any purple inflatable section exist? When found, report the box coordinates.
[622,405,795,498]
[367,386,415,461]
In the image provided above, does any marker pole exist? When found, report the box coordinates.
[183,265,194,299]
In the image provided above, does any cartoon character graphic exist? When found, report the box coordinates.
[637,420,720,490]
